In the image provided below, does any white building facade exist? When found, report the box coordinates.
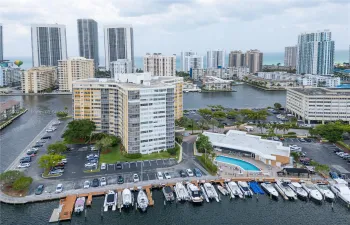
[143,53,176,76]
[297,75,340,88]
[207,50,225,68]
[191,67,249,81]
[0,66,22,87]
[284,46,297,68]
[110,59,132,79]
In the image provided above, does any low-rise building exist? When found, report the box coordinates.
[203,130,290,167]
[110,59,132,79]
[21,67,56,93]
[245,73,298,89]
[297,74,340,87]
[143,53,176,76]
[286,87,350,124]
[0,66,22,87]
[0,99,20,121]
[191,67,249,81]
[202,76,232,91]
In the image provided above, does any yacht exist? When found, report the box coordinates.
[315,183,335,202]
[104,190,117,211]
[174,182,190,201]
[301,183,323,203]
[237,181,253,197]
[275,180,297,200]
[137,189,149,212]
[329,179,350,205]
[122,188,133,208]
[260,182,279,200]
[162,186,175,202]
[74,197,85,214]
[187,183,203,204]
[288,182,308,201]
[203,183,219,202]
[217,185,229,196]
[226,181,243,198]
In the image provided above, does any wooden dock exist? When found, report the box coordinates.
[117,190,123,210]
[58,195,77,221]
[144,186,154,206]
[86,193,92,206]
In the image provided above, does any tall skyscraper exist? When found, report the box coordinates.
[143,53,176,76]
[207,50,225,68]
[180,51,195,71]
[296,30,335,75]
[77,19,99,69]
[104,24,134,71]
[244,49,263,73]
[0,24,3,61]
[228,50,244,67]
[180,51,203,72]
[284,46,297,68]
[31,24,68,67]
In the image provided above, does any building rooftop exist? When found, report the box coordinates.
[288,87,350,96]
[0,100,20,113]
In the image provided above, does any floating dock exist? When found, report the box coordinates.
[249,181,265,195]
[144,185,154,206]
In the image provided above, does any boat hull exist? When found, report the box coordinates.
[261,185,278,201]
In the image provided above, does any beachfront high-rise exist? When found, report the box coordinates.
[77,19,99,69]
[180,51,203,72]
[228,51,244,67]
[244,49,263,73]
[143,53,176,76]
[31,24,68,67]
[207,50,225,68]
[0,24,3,61]
[104,24,134,72]
[296,30,335,75]
[284,46,297,68]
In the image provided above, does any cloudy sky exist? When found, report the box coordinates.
[1,0,349,58]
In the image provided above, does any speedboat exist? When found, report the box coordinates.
[122,188,132,208]
[217,185,229,196]
[329,179,350,205]
[137,189,149,212]
[275,180,297,200]
[187,183,203,203]
[260,182,279,200]
[226,181,243,198]
[74,197,85,214]
[301,183,323,204]
[162,186,175,202]
[174,182,190,201]
[315,183,335,202]
[203,183,219,202]
[288,182,308,201]
[104,190,117,211]
[237,181,253,197]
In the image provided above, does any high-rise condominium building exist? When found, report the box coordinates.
[72,73,183,154]
[104,24,134,71]
[58,57,94,92]
[244,49,263,73]
[284,46,297,68]
[180,51,203,72]
[31,24,68,67]
[0,66,22,87]
[110,59,132,79]
[143,53,176,76]
[21,67,56,93]
[296,30,334,75]
[207,50,225,68]
[0,24,3,61]
[228,51,244,67]
[77,19,99,69]
[180,51,195,71]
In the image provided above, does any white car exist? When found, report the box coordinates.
[18,163,30,168]
[83,180,90,189]
[164,172,171,179]
[101,163,106,170]
[186,169,194,177]
[340,153,349,158]
[133,174,139,182]
[90,146,97,151]
[336,152,345,156]
[100,177,107,186]
[55,184,63,193]
[46,128,56,132]
[85,162,97,168]
[61,159,67,164]
[157,172,164,180]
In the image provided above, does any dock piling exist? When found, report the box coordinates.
[84,209,87,221]
[100,208,103,220]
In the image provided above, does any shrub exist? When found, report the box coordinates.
[12,176,33,191]
[287,132,296,135]
[167,147,177,156]
[0,170,24,185]
[197,154,218,175]
[124,153,142,159]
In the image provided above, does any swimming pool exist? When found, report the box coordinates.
[215,156,261,171]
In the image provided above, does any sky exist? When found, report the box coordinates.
[0,0,349,57]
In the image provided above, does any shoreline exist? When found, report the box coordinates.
[244,82,286,91]
[0,109,28,130]
[0,93,72,96]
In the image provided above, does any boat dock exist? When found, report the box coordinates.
[249,181,265,195]
[144,185,154,206]
[117,189,123,210]
[51,195,76,222]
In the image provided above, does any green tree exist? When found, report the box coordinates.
[227,110,238,119]
[310,122,349,142]
[12,176,33,191]
[95,136,114,150]
[196,134,213,153]
[209,118,219,132]
[63,119,96,142]
[0,170,24,185]
[239,109,254,117]
[198,108,212,118]
[257,122,266,134]
[213,111,226,119]
[274,102,282,109]
[38,154,65,173]
[198,118,209,133]
[291,152,300,162]
[47,141,67,154]
[56,111,68,118]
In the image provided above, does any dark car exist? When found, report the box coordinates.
[20,156,31,163]
[333,148,341,153]
[304,138,312,142]
[116,163,122,169]
[35,184,44,195]
[179,170,187,177]
[33,144,43,148]
[92,178,99,187]
[193,168,202,177]
[88,159,97,163]
[117,175,124,184]
[41,135,51,140]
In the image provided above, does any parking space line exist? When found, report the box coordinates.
[156,160,158,165]
[163,159,165,165]
[149,161,151,166]
[147,174,150,180]
[135,162,138,167]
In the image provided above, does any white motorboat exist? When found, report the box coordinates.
[217,185,229,196]
[226,181,243,198]
[187,183,203,203]
[104,190,117,211]
[203,183,219,202]
[288,182,308,201]
[260,182,279,200]
[74,197,85,213]
[137,189,149,212]
[329,179,350,205]
[122,188,133,208]
[301,183,323,203]
[174,182,190,201]
[237,181,253,197]
[162,186,175,202]
[275,180,297,200]
[315,183,335,202]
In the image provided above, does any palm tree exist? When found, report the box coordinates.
[209,118,219,132]
[282,123,291,134]
[257,122,265,134]
[210,152,217,162]
[198,118,208,133]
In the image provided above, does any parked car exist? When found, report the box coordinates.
[53,166,65,170]
[35,184,44,195]
[164,172,171,179]
[51,168,64,173]
[33,144,43,148]
[341,153,349,159]
[101,163,106,170]
[46,128,56,132]
[116,163,122,169]
[304,138,312,142]
[179,170,187,177]
[61,159,67,164]
[20,156,31,163]
[55,162,65,167]
[298,138,306,142]
[186,169,194,177]
[333,148,341,153]
[36,140,46,144]
[133,174,139,182]
[55,184,63,193]
[18,163,30,168]
[88,159,98,163]
[117,175,124,184]
[157,172,164,180]
[86,154,98,159]
[85,162,97,168]
[272,136,279,141]
[90,146,98,151]
[92,178,99,187]
[193,168,202,177]
[41,135,51,139]
[83,180,90,189]
[100,177,107,186]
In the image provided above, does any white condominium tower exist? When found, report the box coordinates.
[180,51,203,72]
[104,24,134,71]
[207,50,225,68]
[143,53,176,76]
[296,30,334,75]
[284,46,297,68]
[31,24,68,67]
[0,24,3,61]
[77,19,99,69]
